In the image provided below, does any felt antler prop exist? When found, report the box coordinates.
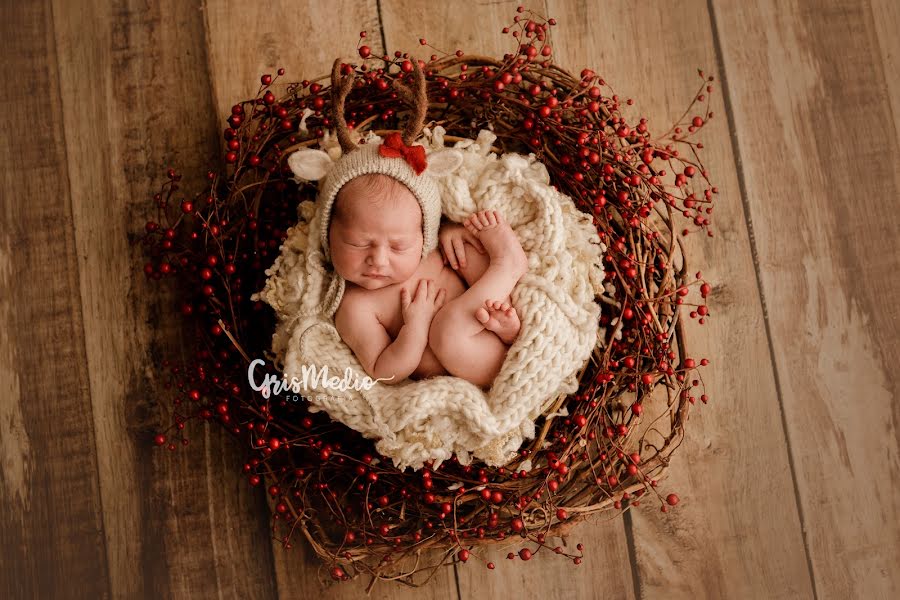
[391,59,428,145]
[330,59,358,154]
[330,56,429,153]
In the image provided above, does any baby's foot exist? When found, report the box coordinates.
[463,210,528,276]
[475,299,521,345]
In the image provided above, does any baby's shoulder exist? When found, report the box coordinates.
[334,287,391,345]
[335,286,379,325]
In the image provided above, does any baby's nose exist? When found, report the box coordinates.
[368,246,389,266]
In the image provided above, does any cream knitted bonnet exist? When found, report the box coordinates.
[286,58,462,262]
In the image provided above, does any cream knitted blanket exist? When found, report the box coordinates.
[253,127,608,471]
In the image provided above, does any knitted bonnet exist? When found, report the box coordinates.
[287,58,463,262]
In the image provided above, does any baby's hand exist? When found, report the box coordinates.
[400,279,446,330]
[439,222,486,270]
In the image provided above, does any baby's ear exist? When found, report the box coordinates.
[287,148,334,181]
[424,148,464,178]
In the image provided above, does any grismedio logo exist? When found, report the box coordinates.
[246,359,394,399]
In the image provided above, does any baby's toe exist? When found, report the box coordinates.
[475,307,490,324]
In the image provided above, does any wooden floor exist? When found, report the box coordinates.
[2,1,898,598]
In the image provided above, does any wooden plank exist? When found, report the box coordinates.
[48,0,278,598]
[0,2,111,598]
[379,2,637,599]
[548,1,820,597]
[872,0,900,144]
[202,1,460,597]
[711,0,900,597]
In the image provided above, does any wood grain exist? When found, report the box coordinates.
[202,1,460,597]
[712,0,900,597]
[548,1,820,597]
[48,0,278,597]
[0,1,111,598]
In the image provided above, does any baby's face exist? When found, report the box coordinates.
[328,176,424,290]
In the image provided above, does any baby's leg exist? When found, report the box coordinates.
[455,248,521,345]
[428,211,527,387]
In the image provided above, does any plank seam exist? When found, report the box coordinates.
[375,0,387,58]
[197,2,281,598]
[705,2,820,598]
[623,508,642,599]
[47,0,115,596]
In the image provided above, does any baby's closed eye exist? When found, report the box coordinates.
[344,240,411,251]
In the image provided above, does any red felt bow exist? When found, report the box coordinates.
[378,132,428,174]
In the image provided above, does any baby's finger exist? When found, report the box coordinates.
[415,278,428,299]
[435,288,447,308]
[400,287,410,308]
[452,238,467,268]
[442,240,458,269]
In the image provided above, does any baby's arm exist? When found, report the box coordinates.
[335,286,441,384]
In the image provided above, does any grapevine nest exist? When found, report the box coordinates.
[138,8,717,591]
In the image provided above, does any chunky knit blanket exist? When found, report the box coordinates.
[253,127,608,471]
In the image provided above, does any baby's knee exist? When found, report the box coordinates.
[427,306,456,354]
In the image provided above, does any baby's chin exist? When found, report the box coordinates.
[346,274,400,290]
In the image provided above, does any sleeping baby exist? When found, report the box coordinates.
[326,169,528,389]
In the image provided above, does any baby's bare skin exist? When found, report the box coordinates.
[331,177,527,388]
[340,246,466,380]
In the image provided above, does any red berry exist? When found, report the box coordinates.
[666,493,680,506]
[556,508,568,520]
[358,45,371,58]
[510,517,524,532]
[458,549,470,562]
[153,434,166,446]
[518,548,533,560]
[261,74,272,85]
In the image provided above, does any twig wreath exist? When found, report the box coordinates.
[138,6,717,589]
